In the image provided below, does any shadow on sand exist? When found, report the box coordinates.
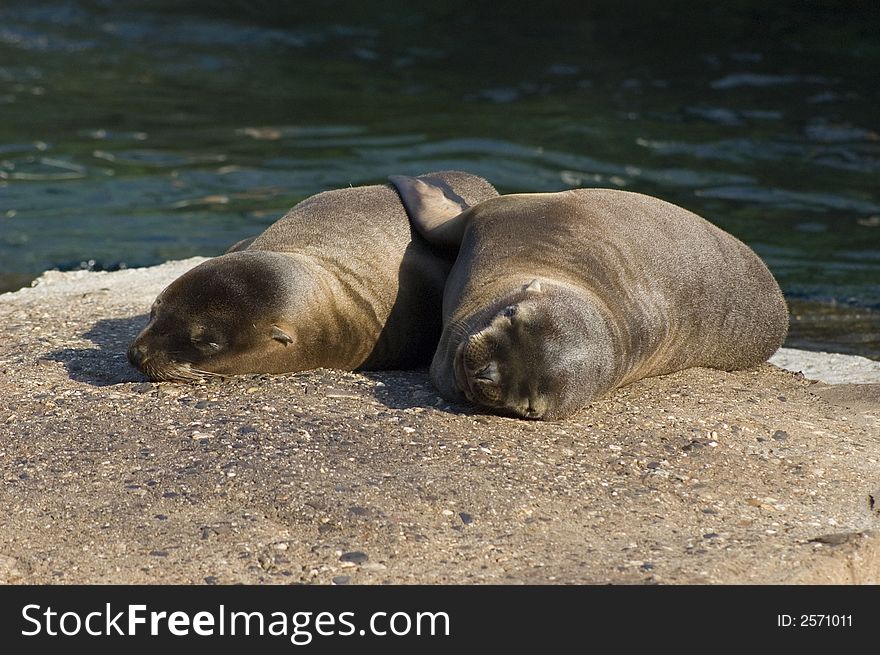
[360,369,483,419]
[45,315,150,386]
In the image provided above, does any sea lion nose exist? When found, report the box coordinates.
[127,342,146,368]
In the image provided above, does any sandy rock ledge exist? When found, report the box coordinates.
[1,260,878,584]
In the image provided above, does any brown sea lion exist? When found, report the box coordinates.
[127,171,498,381]
[389,177,789,420]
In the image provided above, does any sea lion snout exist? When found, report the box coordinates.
[127,340,148,369]
[452,337,495,403]
[126,328,197,382]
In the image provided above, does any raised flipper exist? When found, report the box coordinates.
[225,236,257,253]
[389,174,472,250]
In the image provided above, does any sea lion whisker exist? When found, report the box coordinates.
[188,368,223,378]
[446,319,474,345]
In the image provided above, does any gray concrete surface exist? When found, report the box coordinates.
[770,347,880,385]
[1,260,879,584]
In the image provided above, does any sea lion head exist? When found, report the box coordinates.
[127,251,315,381]
[447,280,615,420]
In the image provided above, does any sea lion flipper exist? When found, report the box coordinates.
[225,236,257,253]
[389,175,470,249]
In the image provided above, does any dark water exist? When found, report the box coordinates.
[1,1,879,356]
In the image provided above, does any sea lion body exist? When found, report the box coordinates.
[127,171,498,381]
[391,181,788,419]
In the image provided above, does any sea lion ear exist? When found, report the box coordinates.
[388,175,471,249]
[271,325,294,345]
[524,279,542,293]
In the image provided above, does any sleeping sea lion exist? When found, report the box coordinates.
[127,171,498,381]
[390,176,788,419]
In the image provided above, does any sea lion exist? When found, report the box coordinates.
[127,171,498,381]
[389,177,789,420]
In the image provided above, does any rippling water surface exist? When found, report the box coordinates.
[1,1,878,356]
